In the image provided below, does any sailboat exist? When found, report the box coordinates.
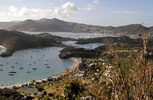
[9,60,16,73]
[44,62,48,65]
[9,67,17,73]
[19,62,24,69]
[19,66,24,69]
[8,73,14,76]
[32,61,37,70]
[27,63,31,73]
[27,70,31,73]
[11,66,14,68]
[27,64,31,73]
[0,64,3,71]
[46,66,50,68]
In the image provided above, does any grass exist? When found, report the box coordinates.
[86,59,102,62]
[17,87,37,95]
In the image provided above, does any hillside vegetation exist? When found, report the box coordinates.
[0,29,74,57]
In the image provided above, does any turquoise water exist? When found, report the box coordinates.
[0,47,73,87]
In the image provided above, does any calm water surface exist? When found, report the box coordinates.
[0,47,73,87]
[0,32,110,87]
[22,31,117,39]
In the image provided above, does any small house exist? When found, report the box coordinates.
[20,84,26,87]
[34,81,41,85]
[38,92,44,97]
[28,82,33,86]
[11,86,17,89]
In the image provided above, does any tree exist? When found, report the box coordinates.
[0,89,23,100]
[37,86,44,92]
[62,79,84,100]
[43,91,47,95]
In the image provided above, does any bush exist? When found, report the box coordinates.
[36,86,44,92]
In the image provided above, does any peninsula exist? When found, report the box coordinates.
[0,29,75,57]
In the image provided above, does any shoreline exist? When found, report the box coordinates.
[0,57,80,89]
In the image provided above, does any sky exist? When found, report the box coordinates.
[0,0,153,27]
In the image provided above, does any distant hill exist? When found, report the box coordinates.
[0,21,20,28]
[3,18,153,36]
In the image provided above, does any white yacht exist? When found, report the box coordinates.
[44,62,48,65]
[19,66,24,69]
[27,71,31,73]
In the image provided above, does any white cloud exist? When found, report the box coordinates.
[9,6,18,12]
[7,12,11,16]
[0,12,6,15]
[79,18,82,20]
[61,2,77,11]
[6,2,77,19]
[94,0,99,3]
[8,6,53,17]
[60,0,62,1]
[85,4,97,11]
[54,2,77,18]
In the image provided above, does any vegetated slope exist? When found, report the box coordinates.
[6,19,44,31]
[59,47,101,59]
[0,29,61,57]
[5,18,153,36]
[111,24,147,35]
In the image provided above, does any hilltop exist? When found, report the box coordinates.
[1,18,152,36]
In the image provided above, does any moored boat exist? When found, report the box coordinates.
[8,73,14,76]
[46,66,50,68]
[27,71,31,73]
[9,71,17,73]
[32,67,37,70]
[19,66,24,69]
[44,62,48,65]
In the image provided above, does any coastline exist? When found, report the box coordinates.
[0,57,80,89]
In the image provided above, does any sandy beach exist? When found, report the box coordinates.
[0,57,80,89]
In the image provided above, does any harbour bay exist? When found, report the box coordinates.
[0,47,73,87]
[0,32,112,87]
